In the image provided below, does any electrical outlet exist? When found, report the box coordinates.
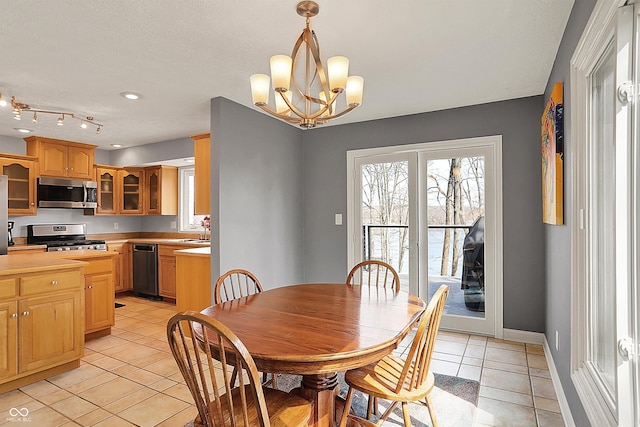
[113,222,119,230]
[170,221,177,229]
[555,330,559,351]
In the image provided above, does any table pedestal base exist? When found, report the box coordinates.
[297,373,339,427]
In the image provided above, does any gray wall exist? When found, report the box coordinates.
[211,97,304,290]
[109,137,193,166]
[543,0,596,425]
[302,97,546,332]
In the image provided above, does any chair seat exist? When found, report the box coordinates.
[195,385,311,427]
[345,354,435,402]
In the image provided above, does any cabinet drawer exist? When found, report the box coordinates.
[82,258,113,275]
[0,278,18,299]
[20,270,82,296]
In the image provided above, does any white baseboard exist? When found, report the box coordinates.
[502,328,545,344]
[543,337,576,427]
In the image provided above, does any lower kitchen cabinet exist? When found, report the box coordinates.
[0,300,18,381]
[158,244,192,299]
[108,242,132,292]
[62,253,117,340]
[19,292,83,373]
[85,273,113,333]
[0,265,84,393]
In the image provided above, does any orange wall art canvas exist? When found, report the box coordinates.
[541,82,564,225]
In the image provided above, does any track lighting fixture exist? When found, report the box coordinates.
[7,95,103,134]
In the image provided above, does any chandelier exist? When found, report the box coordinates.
[250,1,364,129]
[2,92,103,134]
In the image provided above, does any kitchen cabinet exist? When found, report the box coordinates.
[191,133,210,215]
[145,165,178,215]
[158,244,193,299]
[0,154,37,216]
[67,255,115,339]
[25,136,95,180]
[175,247,211,313]
[119,168,144,215]
[108,242,132,292]
[95,165,122,215]
[0,265,84,393]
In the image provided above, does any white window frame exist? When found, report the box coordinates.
[178,166,206,232]
[570,1,636,426]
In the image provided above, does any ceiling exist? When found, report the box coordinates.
[0,1,574,151]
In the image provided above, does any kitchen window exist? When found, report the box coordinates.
[178,166,206,232]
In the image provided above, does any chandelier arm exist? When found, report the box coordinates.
[277,91,311,120]
[321,103,358,120]
[256,103,304,123]
[300,89,339,120]
[305,29,331,95]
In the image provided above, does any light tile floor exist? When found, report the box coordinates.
[0,296,564,427]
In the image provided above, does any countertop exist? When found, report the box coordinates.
[174,247,210,257]
[0,253,88,275]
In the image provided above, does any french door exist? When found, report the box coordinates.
[347,136,502,336]
[571,2,638,425]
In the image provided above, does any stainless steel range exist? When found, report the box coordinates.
[27,224,106,251]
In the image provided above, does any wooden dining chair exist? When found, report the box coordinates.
[346,260,400,291]
[214,269,278,389]
[214,269,264,304]
[338,284,450,427]
[167,311,311,427]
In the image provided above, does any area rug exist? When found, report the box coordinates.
[184,372,478,427]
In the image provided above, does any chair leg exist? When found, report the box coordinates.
[401,402,412,427]
[339,387,355,427]
[425,394,438,427]
[271,373,278,389]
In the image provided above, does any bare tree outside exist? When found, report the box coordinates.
[427,157,485,277]
[361,161,409,272]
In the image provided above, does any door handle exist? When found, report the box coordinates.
[618,337,635,361]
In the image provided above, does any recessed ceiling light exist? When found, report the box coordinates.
[111,144,123,148]
[14,128,32,133]
[120,92,141,100]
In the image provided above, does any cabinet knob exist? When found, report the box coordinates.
[10,313,18,318]
[30,202,34,206]
[88,285,93,289]
[22,311,29,316]
[51,280,58,285]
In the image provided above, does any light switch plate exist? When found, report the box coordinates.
[335,214,343,225]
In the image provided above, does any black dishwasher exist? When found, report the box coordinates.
[132,243,159,298]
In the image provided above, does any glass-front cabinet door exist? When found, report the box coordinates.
[119,169,144,215]
[146,167,160,215]
[0,155,37,216]
[96,166,119,215]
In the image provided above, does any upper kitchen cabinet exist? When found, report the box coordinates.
[119,168,144,215]
[25,136,95,180]
[0,154,37,216]
[145,165,178,215]
[190,133,210,214]
[95,165,122,215]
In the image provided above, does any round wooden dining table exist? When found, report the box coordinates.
[199,283,426,427]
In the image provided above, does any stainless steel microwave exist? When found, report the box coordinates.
[37,177,98,208]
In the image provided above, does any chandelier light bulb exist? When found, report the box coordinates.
[346,76,364,106]
[250,74,271,105]
[80,121,87,129]
[327,56,349,92]
[270,55,293,92]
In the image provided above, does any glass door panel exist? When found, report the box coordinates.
[424,157,485,320]
[359,159,410,292]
